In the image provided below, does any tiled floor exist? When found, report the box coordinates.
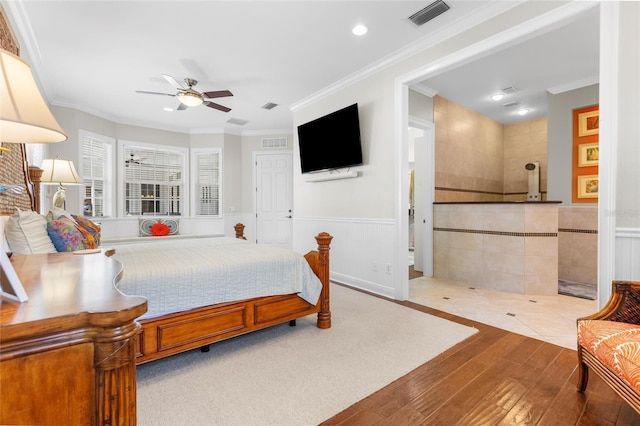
[409,276,598,349]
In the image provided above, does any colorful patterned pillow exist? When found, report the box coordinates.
[47,216,89,252]
[72,215,101,246]
[139,218,179,237]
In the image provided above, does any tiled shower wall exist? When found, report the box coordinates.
[558,206,598,285]
[433,96,504,202]
[432,96,597,287]
[503,118,548,201]
[433,95,548,202]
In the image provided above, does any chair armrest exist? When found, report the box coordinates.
[578,280,640,325]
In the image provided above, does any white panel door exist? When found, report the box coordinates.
[255,153,293,248]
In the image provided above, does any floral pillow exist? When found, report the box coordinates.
[72,215,101,246]
[47,216,89,252]
[44,209,101,252]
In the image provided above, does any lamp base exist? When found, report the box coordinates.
[52,186,66,209]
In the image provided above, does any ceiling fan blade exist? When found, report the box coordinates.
[204,101,231,113]
[162,74,185,90]
[176,103,188,111]
[203,90,233,99]
[136,90,175,97]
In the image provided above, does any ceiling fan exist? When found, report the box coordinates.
[125,153,146,166]
[136,74,233,112]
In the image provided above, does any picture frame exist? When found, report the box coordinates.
[1,251,28,302]
[577,175,599,199]
[578,110,599,137]
[578,142,599,167]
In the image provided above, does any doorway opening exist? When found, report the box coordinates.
[408,117,434,281]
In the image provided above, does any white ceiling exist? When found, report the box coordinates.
[5,1,599,134]
[418,8,600,124]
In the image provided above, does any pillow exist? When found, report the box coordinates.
[72,215,101,246]
[1,216,10,253]
[139,218,179,237]
[5,208,57,255]
[46,215,99,252]
[46,207,75,222]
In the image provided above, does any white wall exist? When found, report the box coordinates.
[547,84,599,204]
[615,2,640,231]
[611,1,640,283]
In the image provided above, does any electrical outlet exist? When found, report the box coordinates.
[385,264,391,274]
[371,262,378,272]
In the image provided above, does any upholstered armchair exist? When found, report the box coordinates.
[577,280,640,414]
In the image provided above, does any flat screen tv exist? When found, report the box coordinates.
[297,103,363,174]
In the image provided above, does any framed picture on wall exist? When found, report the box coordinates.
[1,251,28,302]
[578,142,599,167]
[577,175,599,199]
[578,110,599,137]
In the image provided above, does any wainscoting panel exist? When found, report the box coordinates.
[294,217,397,298]
[616,228,640,280]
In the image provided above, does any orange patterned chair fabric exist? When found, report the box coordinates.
[577,280,640,414]
[577,320,640,392]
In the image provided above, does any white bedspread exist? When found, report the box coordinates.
[111,237,322,318]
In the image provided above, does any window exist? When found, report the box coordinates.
[121,143,187,216]
[192,148,222,216]
[80,130,114,217]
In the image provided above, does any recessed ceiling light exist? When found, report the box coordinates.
[491,93,505,101]
[517,108,529,116]
[352,24,368,36]
[163,107,173,112]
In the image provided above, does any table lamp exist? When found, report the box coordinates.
[39,158,82,209]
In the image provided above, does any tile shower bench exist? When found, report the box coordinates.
[433,201,561,295]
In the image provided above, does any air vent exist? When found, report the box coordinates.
[226,118,249,126]
[261,137,287,149]
[501,86,518,94]
[261,102,278,110]
[408,0,450,26]
[502,101,521,108]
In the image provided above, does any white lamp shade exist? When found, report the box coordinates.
[40,159,82,185]
[0,49,67,143]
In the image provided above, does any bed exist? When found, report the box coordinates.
[0,143,332,365]
[113,224,332,364]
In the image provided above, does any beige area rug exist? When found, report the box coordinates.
[136,284,478,425]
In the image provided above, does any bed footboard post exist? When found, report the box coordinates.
[234,223,247,240]
[315,232,333,329]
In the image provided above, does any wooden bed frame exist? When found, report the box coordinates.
[133,224,333,364]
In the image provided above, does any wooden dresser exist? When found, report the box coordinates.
[0,251,147,425]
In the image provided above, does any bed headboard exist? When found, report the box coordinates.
[1,7,37,215]
[0,143,34,215]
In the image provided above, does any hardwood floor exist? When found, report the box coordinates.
[409,265,423,280]
[321,299,640,425]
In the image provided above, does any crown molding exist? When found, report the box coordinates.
[410,83,438,98]
[547,76,599,94]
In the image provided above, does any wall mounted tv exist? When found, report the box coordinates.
[297,103,363,174]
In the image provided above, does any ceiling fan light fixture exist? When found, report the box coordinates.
[352,24,368,36]
[178,91,203,107]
